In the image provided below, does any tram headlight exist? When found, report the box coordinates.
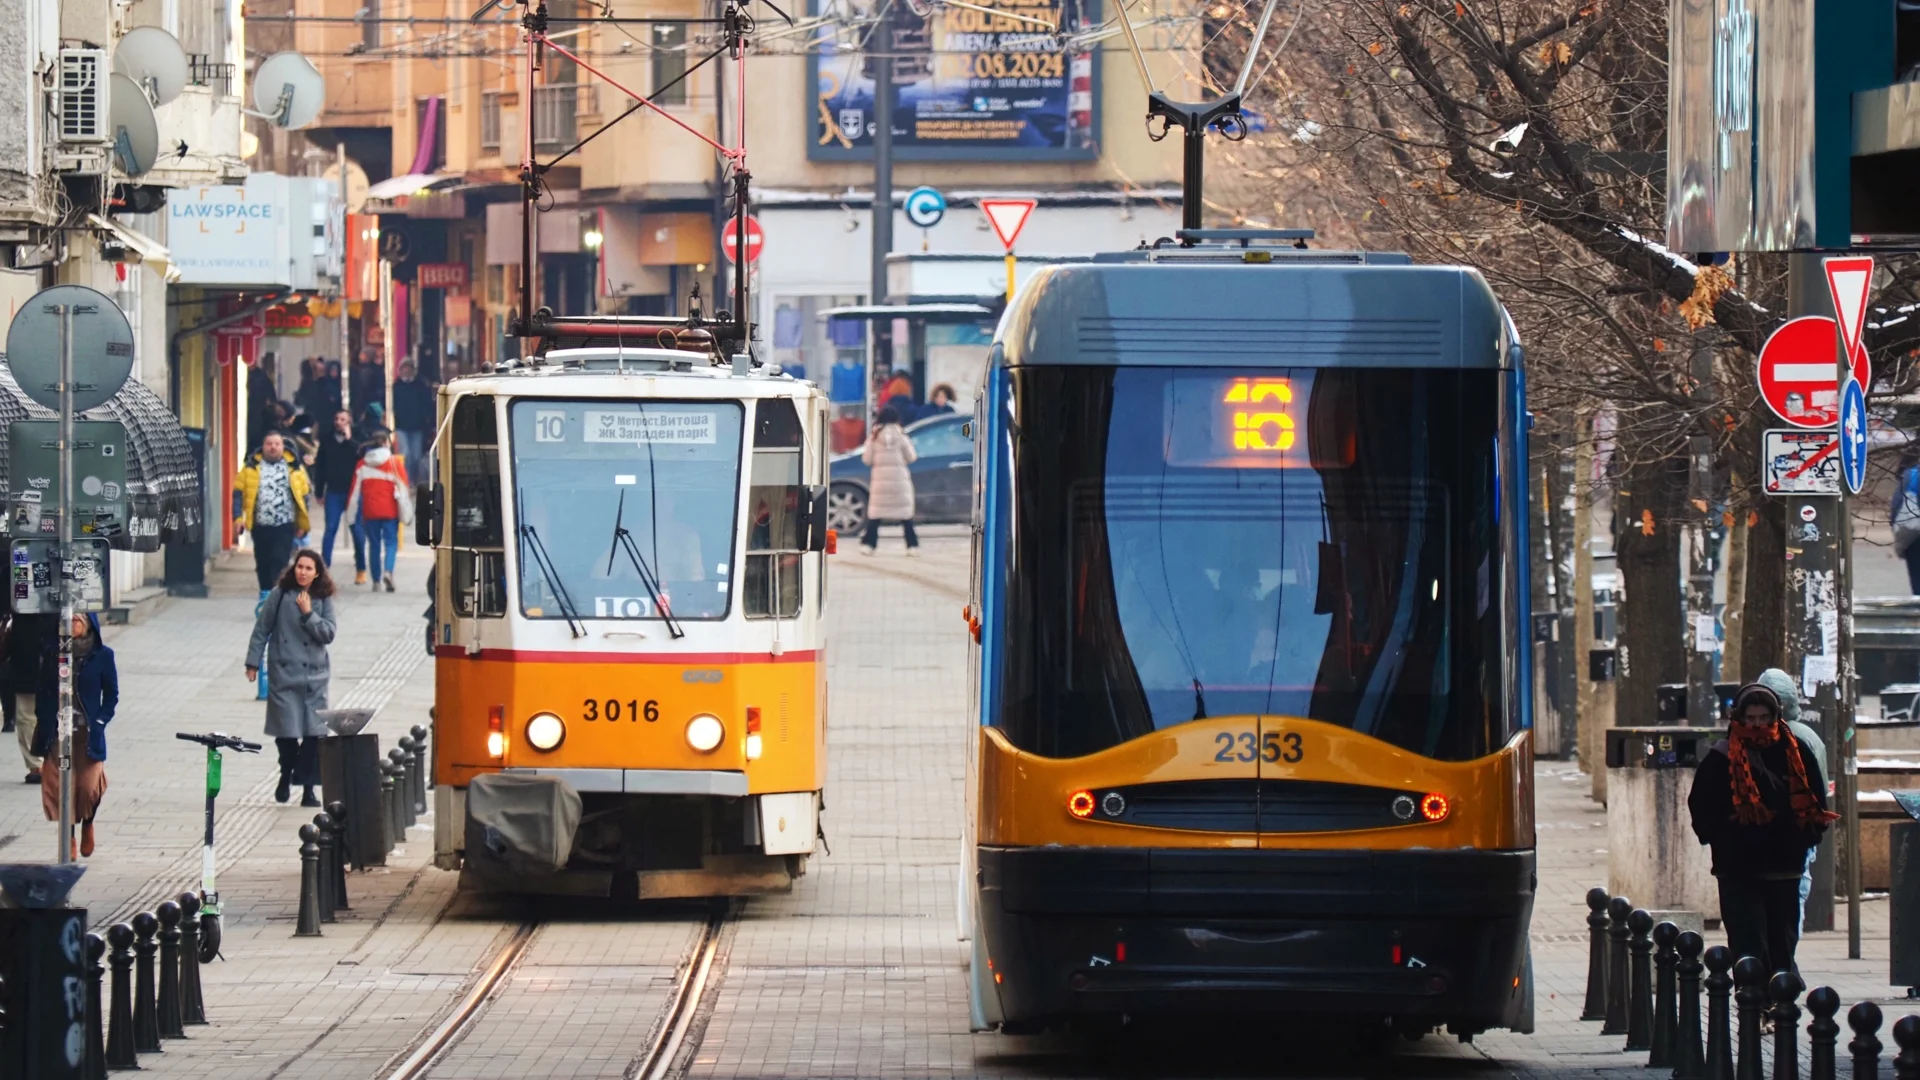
[526,712,565,752]
[685,713,725,753]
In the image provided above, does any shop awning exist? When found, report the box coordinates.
[0,364,203,552]
[364,173,462,201]
[819,303,996,323]
[88,214,180,285]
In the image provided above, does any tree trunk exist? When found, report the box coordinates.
[1740,492,1787,674]
[1723,494,1747,681]
[1615,447,1688,728]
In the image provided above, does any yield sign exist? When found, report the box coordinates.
[979,198,1037,251]
[1825,255,1875,360]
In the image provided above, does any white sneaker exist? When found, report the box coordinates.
[905,548,920,557]
[859,546,875,556]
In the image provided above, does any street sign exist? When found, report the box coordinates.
[1840,377,1868,495]
[979,198,1036,250]
[1762,429,1841,495]
[720,214,764,264]
[8,421,130,538]
[4,285,133,412]
[1826,256,1875,362]
[10,538,109,614]
[905,186,946,229]
[1756,316,1860,427]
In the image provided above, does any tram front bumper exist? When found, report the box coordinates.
[976,846,1535,1028]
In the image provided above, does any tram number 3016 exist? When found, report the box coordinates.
[583,698,661,723]
[1213,730,1305,764]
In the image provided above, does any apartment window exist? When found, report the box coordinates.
[652,23,688,104]
[363,0,380,51]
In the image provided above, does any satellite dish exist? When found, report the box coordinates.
[5,285,136,413]
[252,52,325,129]
[113,27,190,106]
[108,74,161,177]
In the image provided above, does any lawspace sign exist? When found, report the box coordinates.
[167,175,296,288]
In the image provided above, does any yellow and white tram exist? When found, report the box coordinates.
[420,342,831,898]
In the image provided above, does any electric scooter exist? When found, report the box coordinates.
[175,731,262,961]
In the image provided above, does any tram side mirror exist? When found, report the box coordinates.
[415,484,443,547]
[803,485,829,552]
[1313,541,1343,615]
[960,421,972,439]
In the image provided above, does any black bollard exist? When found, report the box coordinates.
[1853,1001,1886,1080]
[410,724,430,808]
[325,801,351,910]
[389,748,415,830]
[176,893,206,1026]
[131,911,161,1053]
[1768,970,1803,1080]
[378,761,398,850]
[1897,1015,1920,1080]
[105,923,137,1069]
[1705,946,1736,1080]
[1734,956,1767,1080]
[1675,931,1707,1080]
[396,739,419,822]
[1605,895,1633,1035]
[155,901,185,1039]
[1583,887,1610,1021]
[1651,920,1680,1067]
[1627,908,1656,1052]
[84,932,105,1080]
[1805,987,1839,1080]
[296,824,323,937]
[313,812,338,922]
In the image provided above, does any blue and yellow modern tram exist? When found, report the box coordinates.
[962,238,1537,1038]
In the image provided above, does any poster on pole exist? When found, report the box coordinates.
[1762,429,1841,495]
[808,0,1099,161]
[9,538,109,614]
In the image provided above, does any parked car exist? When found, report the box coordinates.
[827,413,972,532]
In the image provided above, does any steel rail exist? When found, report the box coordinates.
[383,920,540,1080]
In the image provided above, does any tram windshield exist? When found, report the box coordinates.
[509,399,744,621]
[993,366,1514,762]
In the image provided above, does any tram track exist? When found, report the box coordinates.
[379,902,733,1080]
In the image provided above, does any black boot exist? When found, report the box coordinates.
[300,786,320,808]
[275,772,291,804]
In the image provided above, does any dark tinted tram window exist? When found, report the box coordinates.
[993,366,1511,762]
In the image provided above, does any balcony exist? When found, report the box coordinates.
[481,84,597,153]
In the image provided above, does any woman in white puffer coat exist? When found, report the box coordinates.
[860,407,919,555]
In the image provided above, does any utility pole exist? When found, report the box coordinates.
[1782,253,1839,935]
[1685,335,1719,730]
[869,0,895,370]
[55,304,74,865]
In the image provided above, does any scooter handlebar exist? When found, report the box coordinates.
[175,732,263,753]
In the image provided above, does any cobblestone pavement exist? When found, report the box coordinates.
[30,525,1910,1078]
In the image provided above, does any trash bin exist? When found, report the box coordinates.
[1655,683,1743,725]
[1606,726,1719,921]
[0,865,88,1079]
[1889,792,1920,990]
[318,710,385,868]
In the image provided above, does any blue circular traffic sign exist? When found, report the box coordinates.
[904,186,946,229]
[1841,378,1868,494]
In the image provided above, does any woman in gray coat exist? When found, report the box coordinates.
[246,548,337,807]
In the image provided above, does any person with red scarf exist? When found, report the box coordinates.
[1688,682,1838,975]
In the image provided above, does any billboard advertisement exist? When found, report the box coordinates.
[808,0,1097,161]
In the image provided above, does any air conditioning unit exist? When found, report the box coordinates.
[57,48,110,145]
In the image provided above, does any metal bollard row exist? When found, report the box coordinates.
[1577,885,1920,1080]
[95,896,211,1073]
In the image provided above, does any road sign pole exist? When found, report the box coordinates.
[56,304,74,865]
[1005,252,1016,304]
[1831,264,1860,961]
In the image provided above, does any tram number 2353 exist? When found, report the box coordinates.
[1213,730,1305,764]
[584,698,660,723]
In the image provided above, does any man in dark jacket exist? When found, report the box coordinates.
[7,614,52,783]
[1688,682,1836,976]
[391,361,435,484]
[314,410,368,582]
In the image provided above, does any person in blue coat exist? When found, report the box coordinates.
[32,613,116,858]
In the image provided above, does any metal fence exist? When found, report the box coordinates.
[481,85,596,151]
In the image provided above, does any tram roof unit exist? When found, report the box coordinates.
[448,348,823,400]
[999,239,1512,372]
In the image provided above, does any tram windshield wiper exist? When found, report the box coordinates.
[605,489,685,640]
[517,489,586,638]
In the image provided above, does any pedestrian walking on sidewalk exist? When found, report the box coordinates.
[1753,667,1829,934]
[234,432,313,591]
[314,410,368,581]
[859,407,919,555]
[246,550,337,808]
[345,433,414,592]
[391,361,435,484]
[1892,450,1920,593]
[6,613,51,784]
[33,613,115,858]
[1688,682,1838,976]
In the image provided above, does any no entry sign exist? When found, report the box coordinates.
[1756,315,1861,428]
[721,215,764,264]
